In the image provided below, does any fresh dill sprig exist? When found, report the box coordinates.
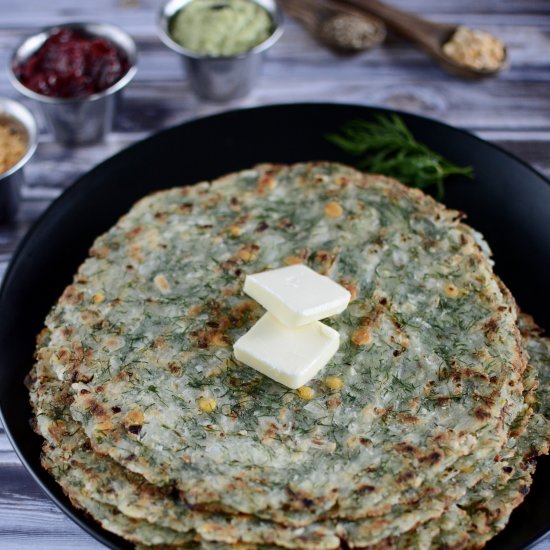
[326,114,473,199]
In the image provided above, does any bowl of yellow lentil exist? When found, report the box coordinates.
[0,97,38,222]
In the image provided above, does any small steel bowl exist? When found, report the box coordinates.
[158,0,284,102]
[8,22,137,146]
[0,98,38,222]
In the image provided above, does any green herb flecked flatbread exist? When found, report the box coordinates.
[29,163,550,548]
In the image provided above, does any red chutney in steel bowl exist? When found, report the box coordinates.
[13,28,130,99]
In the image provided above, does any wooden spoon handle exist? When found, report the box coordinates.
[342,0,454,49]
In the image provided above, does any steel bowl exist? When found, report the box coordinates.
[8,22,137,146]
[158,0,284,101]
[0,98,38,222]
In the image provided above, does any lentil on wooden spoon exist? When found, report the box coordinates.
[343,0,507,77]
[279,0,386,53]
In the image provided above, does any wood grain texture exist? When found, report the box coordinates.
[0,0,549,548]
[0,465,102,549]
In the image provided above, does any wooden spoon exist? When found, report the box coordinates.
[279,0,386,53]
[341,0,507,77]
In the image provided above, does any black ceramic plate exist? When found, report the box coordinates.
[1,103,549,550]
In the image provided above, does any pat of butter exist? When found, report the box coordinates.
[233,313,339,389]
[244,265,351,328]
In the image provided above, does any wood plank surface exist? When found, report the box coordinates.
[0,0,549,548]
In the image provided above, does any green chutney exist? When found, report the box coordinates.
[170,0,274,57]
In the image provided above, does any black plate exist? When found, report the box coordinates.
[1,103,549,550]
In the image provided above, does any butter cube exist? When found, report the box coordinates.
[233,313,339,389]
[244,265,351,328]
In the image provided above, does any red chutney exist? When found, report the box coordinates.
[14,28,130,98]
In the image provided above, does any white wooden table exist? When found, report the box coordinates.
[0,0,549,548]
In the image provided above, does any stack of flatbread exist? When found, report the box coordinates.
[27,162,550,549]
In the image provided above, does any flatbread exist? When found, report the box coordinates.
[41,163,526,523]
[28,163,549,548]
